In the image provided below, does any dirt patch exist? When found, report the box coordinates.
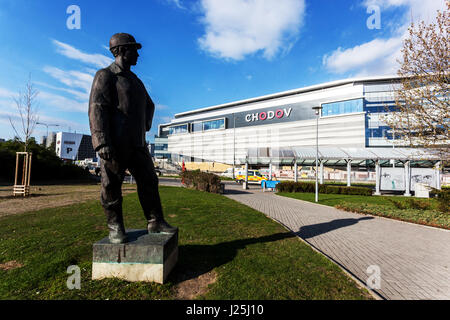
[0,184,137,217]
[0,260,24,270]
[174,270,217,300]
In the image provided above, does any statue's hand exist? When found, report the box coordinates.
[98,146,113,160]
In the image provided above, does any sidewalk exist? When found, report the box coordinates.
[224,183,450,300]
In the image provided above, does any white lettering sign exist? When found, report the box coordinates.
[244,107,292,123]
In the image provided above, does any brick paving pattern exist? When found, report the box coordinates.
[159,179,450,300]
[223,183,450,300]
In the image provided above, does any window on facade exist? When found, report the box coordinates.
[322,98,363,116]
[155,144,167,151]
[169,124,188,135]
[191,122,203,132]
[203,119,225,131]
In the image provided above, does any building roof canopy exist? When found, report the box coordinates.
[243,147,442,167]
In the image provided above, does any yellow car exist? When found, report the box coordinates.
[236,170,268,184]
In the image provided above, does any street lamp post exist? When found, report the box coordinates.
[36,122,60,145]
[312,106,323,203]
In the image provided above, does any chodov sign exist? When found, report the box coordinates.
[245,107,292,123]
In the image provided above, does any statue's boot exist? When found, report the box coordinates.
[147,217,177,233]
[104,200,128,244]
[108,220,128,243]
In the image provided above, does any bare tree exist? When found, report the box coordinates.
[9,75,39,152]
[384,2,449,158]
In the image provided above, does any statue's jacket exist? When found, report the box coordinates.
[89,62,154,154]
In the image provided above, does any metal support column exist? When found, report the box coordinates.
[404,160,411,197]
[269,162,273,181]
[320,161,324,185]
[347,160,352,187]
[375,160,381,195]
[294,162,298,183]
[435,161,441,190]
[244,162,249,190]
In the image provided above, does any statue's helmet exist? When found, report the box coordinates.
[109,33,142,50]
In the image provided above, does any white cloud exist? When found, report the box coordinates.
[155,104,169,110]
[0,107,87,139]
[323,0,446,76]
[363,0,444,24]
[198,0,306,60]
[43,66,93,94]
[52,39,113,68]
[166,0,185,9]
[0,84,88,140]
[38,91,87,113]
[35,81,89,102]
[37,40,109,115]
[323,36,403,76]
[0,87,18,99]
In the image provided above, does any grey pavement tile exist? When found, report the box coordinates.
[224,185,450,300]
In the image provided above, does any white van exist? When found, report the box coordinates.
[220,167,242,178]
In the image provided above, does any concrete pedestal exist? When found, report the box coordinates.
[92,229,178,284]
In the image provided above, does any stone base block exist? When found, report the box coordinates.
[92,229,178,284]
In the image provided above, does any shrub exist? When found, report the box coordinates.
[341,186,372,196]
[406,198,432,210]
[181,170,222,194]
[0,139,91,182]
[388,199,408,210]
[336,202,449,229]
[275,181,373,196]
[431,188,450,213]
[325,185,341,194]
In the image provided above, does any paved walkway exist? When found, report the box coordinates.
[223,183,450,300]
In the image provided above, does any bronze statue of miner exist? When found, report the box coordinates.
[89,33,177,244]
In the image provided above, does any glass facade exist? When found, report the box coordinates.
[322,98,363,116]
[169,124,188,135]
[186,119,226,133]
[154,137,170,159]
[203,118,225,131]
[154,144,168,151]
[191,122,203,132]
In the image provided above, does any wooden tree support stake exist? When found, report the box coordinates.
[13,152,32,197]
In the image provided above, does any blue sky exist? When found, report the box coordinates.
[0,0,445,142]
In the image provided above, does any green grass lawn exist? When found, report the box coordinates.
[0,186,372,300]
[277,192,449,229]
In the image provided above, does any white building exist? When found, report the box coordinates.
[55,132,96,161]
[161,75,405,165]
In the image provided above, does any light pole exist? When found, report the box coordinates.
[36,122,60,145]
[312,106,323,203]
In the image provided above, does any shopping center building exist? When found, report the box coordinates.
[156,75,448,191]
[159,75,409,167]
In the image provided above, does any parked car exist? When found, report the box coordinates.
[235,170,268,184]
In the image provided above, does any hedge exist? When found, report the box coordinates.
[275,181,373,196]
[430,188,450,213]
[180,169,222,194]
[0,139,91,182]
